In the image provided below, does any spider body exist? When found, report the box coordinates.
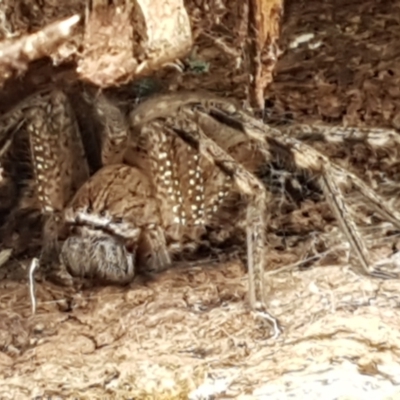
[59,93,265,284]
[2,88,400,336]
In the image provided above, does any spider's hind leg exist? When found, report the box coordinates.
[196,99,400,279]
[261,131,400,278]
[281,138,400,279]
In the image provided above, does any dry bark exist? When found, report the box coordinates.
[248,0,283,109]
[78,0,192,87]
[0,0,284,106]
[0,0,193,93]
[0,15,81,88]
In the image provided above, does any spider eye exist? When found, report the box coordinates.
[114,217,123,223]
[99,209,106,216]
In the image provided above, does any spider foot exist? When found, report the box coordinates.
[45,265,75,287]
[364,261,400,280]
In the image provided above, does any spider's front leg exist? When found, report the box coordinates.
[135,111,282,337]
[87,91,130,166]
[25,91,170,284]
[28,90,169,285]
[23,90,90,281]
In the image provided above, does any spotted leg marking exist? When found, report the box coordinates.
[25,90,89,276]
[162,110,281,337]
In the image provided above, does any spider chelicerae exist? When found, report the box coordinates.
[1,87,400,338]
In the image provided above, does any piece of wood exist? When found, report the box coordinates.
[78,0,193,87]
[0,15,81,89]
[248,0,284,110]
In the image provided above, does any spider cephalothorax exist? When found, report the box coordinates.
[2,89,400,337]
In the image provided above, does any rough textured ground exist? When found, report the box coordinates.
[2,259,400,399]
[2,0,400,399]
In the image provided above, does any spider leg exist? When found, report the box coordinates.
[190,100,400,279]
[151,109,281,337]
[90,92,129,166]
[24,90,89,278]
[88,93,171,273]
[277,144,400,276]
[26,90,89,209]
[319,165,395,278]
[275,137,400,278]
[281,123,400,230]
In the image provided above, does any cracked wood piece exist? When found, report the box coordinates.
[78,0,193,87]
